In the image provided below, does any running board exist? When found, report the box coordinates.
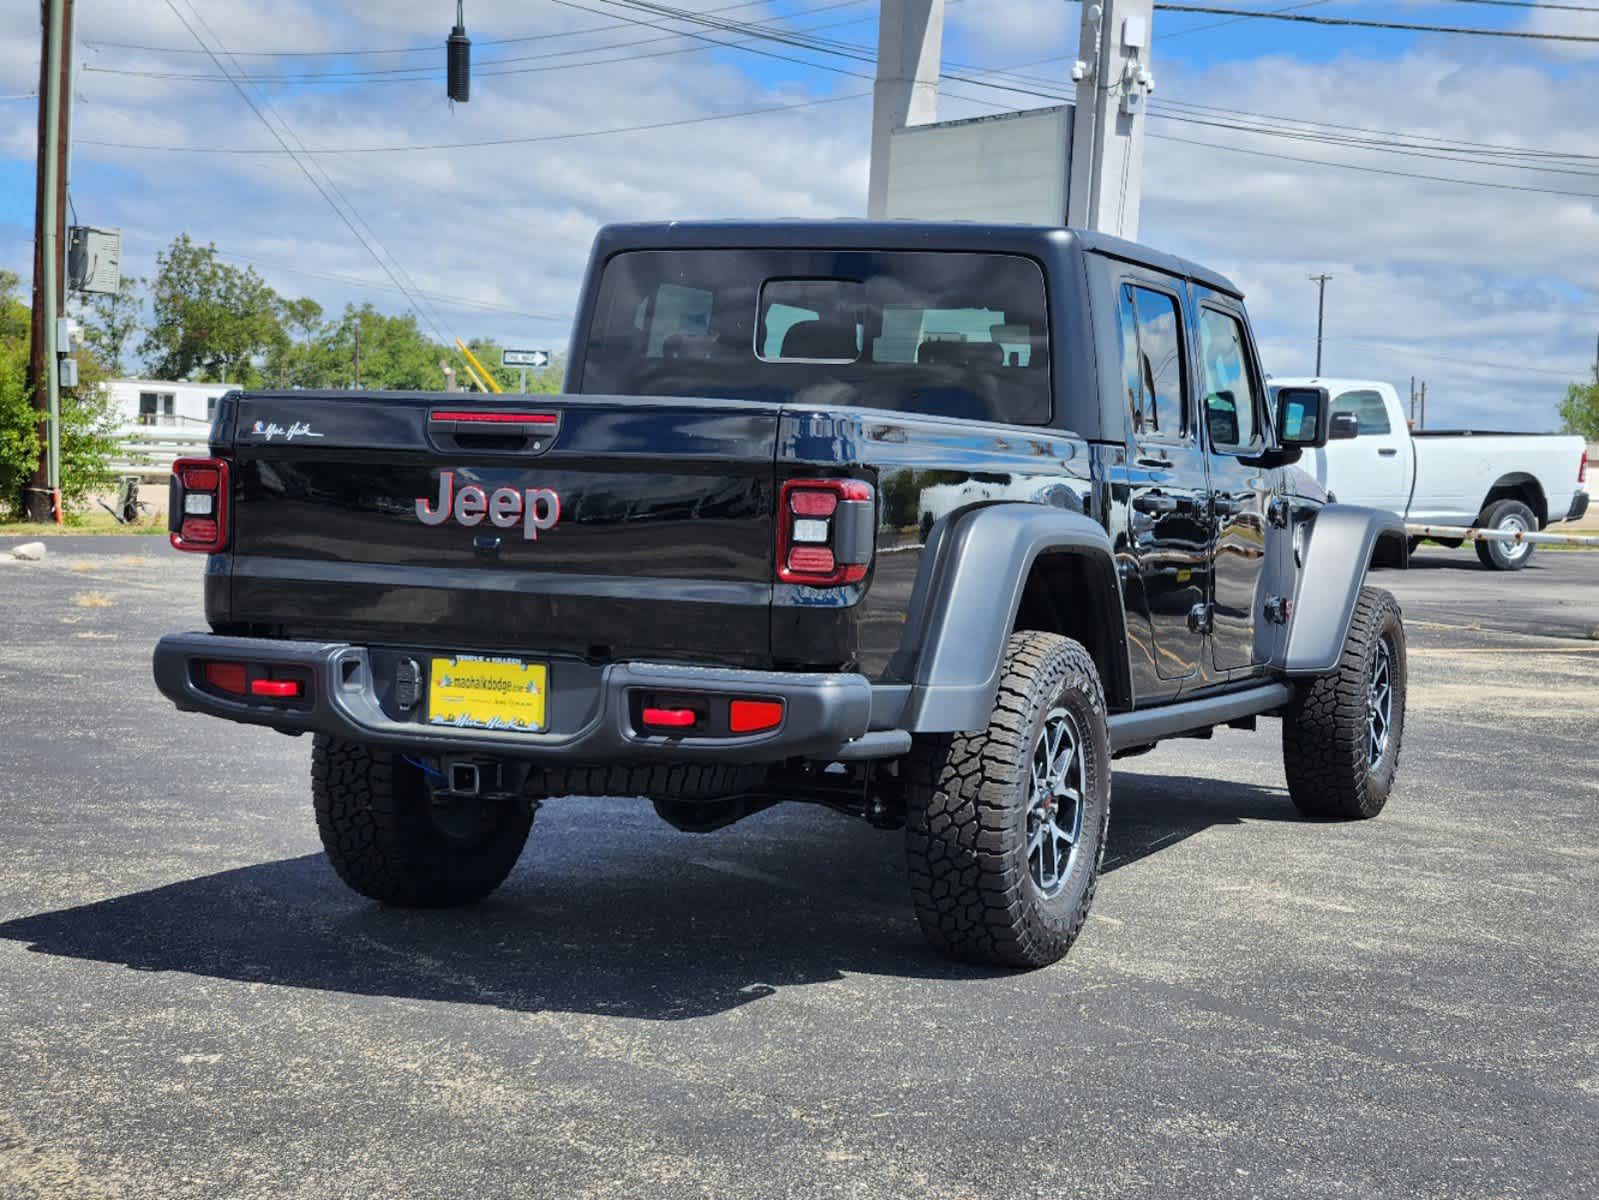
[1108,683,1294,752]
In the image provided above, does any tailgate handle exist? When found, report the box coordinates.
[428,409,560,454]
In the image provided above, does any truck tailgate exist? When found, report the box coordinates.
[222,392,779,665]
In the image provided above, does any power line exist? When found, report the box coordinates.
[1146,131,1599,198]
[1149,3,1599,44]
[207,251,571,322]
[1150,96,1599,163]
[1331,338,1587,378]
[81,0,817,58]
[1440,0,1599,12]
[1146,108,1599,178]
[155,0,457,348]
[182,4,466,349]
[81,91,872,154]
[82,0,873,83]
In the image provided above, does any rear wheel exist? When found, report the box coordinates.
[1474,498,1538,571]
[903,632,1111,969]
[1281,587,1406,819]
[311,737,533,907]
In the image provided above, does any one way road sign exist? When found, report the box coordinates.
[502,348,551,368]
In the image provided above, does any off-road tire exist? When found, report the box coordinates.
[903,632,1111,969]
[522,763,767,801]
[1281,587,1406,820]
[1474,498,1538,571]
[312,736,533,907]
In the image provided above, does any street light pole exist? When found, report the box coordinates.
[1309,273,1332,378]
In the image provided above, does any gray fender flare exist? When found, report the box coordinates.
[1283,504,1409,676]
[893,504,1130,733]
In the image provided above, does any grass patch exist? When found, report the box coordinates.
[0,510,167,537]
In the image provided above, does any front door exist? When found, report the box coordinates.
[1322,386,1413,513]
[1194,297,1272,674]
[1116,280,1211,686]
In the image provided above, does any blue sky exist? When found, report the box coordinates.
[2,0,1595,428]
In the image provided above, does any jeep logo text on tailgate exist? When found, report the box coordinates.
[416,472,561,540]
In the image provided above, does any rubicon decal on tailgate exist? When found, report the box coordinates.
[416,472,561,540]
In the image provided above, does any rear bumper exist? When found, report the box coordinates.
[1566,491,1590,523]
[153,633,894,763]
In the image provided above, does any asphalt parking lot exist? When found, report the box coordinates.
[1,539,1596,1199]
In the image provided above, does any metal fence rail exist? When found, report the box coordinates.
[109,428,211,481]
[1407,522,1599,548]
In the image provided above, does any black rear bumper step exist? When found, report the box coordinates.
[153,633,895,763]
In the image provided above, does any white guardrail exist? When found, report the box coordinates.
[109,428,212,481]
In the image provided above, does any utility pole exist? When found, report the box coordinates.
[867,0,945,218]
[1418,380,1426,431]
[1309,273,1332,377]
[1067,0,1156,238]
[352,318,361,389]
[24,0,73,523]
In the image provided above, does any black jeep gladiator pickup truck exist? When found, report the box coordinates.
[154,221,1410,968]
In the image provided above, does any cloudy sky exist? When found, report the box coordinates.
[2,0,1596,429]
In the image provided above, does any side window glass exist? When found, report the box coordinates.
[1118,285,1187,441]
[1198,308,1260,449]
[1116,287,1143,433]
[1332,389,1391,436]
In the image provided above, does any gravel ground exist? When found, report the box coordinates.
[0,538,1595,1200]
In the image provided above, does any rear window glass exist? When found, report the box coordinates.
[1331,389,1391,436]
[580,249,1051,425]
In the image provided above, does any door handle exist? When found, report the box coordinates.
[1378,448,1398,457]
[1132,493,1180,515]
[1212,495,1243,516]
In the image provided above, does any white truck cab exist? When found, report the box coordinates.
[1274,377,1589,570]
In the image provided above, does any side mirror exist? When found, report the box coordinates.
[1274,385,1332,449]
[1328,411,1359,440]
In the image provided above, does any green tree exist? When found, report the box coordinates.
[1558,369,1599,442]
[0,269,119,520]
[141,235,281,384]
[331,304,446,390]
[0,270,37,517]
[263,295,327,387]
[73,274,145,376]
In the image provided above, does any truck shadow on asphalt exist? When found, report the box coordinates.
[0,773,1302,1019]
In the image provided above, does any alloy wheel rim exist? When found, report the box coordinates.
[1027,707,1086,899]
[1367,636,1394,768]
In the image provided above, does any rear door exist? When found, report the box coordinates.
[1192,294,1272,675]
[223,391,780,665]
[1114,277,1211,689]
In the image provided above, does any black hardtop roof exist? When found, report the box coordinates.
[591,219,1242,299]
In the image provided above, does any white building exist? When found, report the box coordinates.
[106,379,237,435]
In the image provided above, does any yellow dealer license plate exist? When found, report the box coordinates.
[427,655,547,733]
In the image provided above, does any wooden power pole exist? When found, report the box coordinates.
[24,0,73,522]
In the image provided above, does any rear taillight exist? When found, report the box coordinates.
[169,457,230,554]
[1580,450,1588,485]
[198,660,310,703]
[776,478,874,586]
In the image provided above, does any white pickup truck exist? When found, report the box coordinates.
[1273,377,1590,570]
